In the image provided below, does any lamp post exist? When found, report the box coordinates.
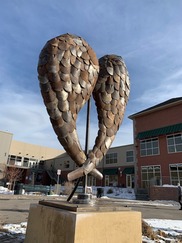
[57,169,61,184]
[57,169,61,194]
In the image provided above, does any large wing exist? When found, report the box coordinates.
[90,55,130,165]
[38,33,99,166]
[68,55,130,180]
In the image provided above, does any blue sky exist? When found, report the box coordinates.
[0,0,182,150]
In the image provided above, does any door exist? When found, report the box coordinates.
[105,175,109,186]
[126,174,132,188]
[87,176,96,186]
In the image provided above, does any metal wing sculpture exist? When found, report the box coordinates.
[38,33,130,181]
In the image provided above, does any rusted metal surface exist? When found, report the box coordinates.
[38,34,99,167]
[38,33,130,181]
[67,55,130,180]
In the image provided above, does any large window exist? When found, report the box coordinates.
[106,153,117,164]
[169,164,182,185]
[126,150,134,162]
[167,133,182,153]
[140,138,159,157]
[141,165,161,188]
[8,155,22,166]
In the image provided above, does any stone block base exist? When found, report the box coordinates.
[25,201,142,243]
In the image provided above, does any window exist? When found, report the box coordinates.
[29,159,38,167]
[16,156,22,162]
[15,156,22,166]
[8,155,15,165]
[23,157,29,163]
[87,176,96,186]
[106,153,117,164]
[105,175,118,186]
[140,138,159,156]
[8,155,22,166]
[126,151,134,162]
[169,164,182,185]
[64,161,70,168]
[167,133,182,153]
[23,158,29,167]
[141,165,161,188]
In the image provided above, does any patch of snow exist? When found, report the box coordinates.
[142,219,182,242]
[3,222,27,234]
[0,186,13,194]
[144,219,182,236]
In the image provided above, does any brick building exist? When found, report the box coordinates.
[129,97,182,191]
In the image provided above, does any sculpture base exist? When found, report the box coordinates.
[25,200,142,243]
[72,193,92,204]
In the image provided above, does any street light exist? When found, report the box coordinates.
[56,169,61,195]
[57,169,61,184]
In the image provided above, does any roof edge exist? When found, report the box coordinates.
[128,97,182,120]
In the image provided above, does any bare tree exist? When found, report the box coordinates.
[0,164,6,181]
[5,166,23,190]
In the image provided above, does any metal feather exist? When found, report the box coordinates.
[38,34,130,181]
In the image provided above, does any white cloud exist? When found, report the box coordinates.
[166,68,182,82]
[134,73,182,110]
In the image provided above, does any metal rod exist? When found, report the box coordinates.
[67,98,91,201]
[67,177,82,202]
[83,98,91,194]
[85,98,91,155]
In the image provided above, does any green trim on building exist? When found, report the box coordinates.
[136,123,182,140]
[122,167,134,174]
[103,168,118,175]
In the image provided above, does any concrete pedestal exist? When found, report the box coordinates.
[25,200,142,243]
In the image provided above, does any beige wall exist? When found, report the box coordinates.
[0,131,13,179]
[45,152,77,171]
[45,144,135,171]
[9,140,64,161]
[101,144,135,168]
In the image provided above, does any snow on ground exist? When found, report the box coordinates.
[142,219,182,243]
[0,186,13,194]
[0,186,182,242]
[1,220,182,243]
[3,222,27,235]
[92,186,136,200]
[145,219,182,236]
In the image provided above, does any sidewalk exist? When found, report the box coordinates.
[0,232,24,243]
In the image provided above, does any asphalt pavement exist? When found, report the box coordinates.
[107,198,182,220]
[0,194,181,225]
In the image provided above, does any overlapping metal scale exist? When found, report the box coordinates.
[38,34,99,166]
